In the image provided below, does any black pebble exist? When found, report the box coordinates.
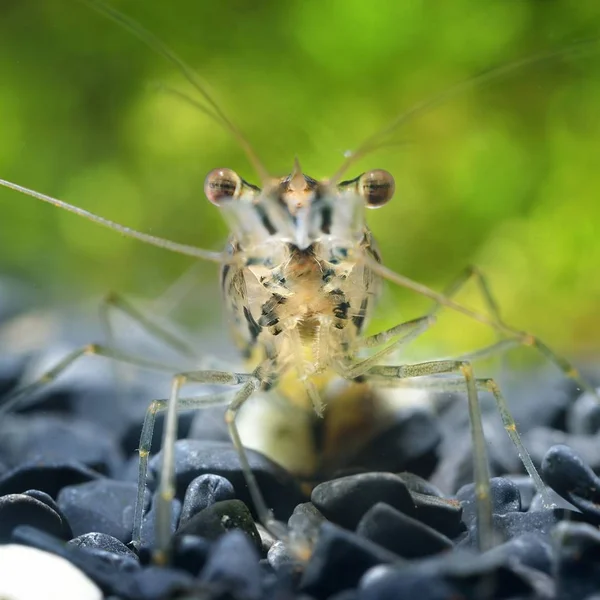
[479,532,554,575]
[176,498,262,551]
[542,444,600,524]
[200,530,263,600]
[457,477,521,527]
[410,492,465,539]
[300,522,401,599]
[361,545,542,599]
[356,502,453,558]
[57,479,141,543]
[140,494,181,549]
[68,532,140,572]
[460,507,568,549]
[396,472,444,497]
[350,408,441,478]
[0,414,123,476]
[311,472,415,530]
[555,520,600,600]
[148,439,305,520]
[359,565,462,600]
[566,389,600,435]
[524,426,600,471]
[126,565,195,600]
[22,489,72,538]
[505,474,536,511]
[179,473,235,527]
[0,493,68,541]
[69,531,138,557]
[0,460,101,498]
[171,534,211,576]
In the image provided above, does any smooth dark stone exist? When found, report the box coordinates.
[0,460,101,498]
[524,427,600,472]
[555,521,600,600]
[0,353,27,397]
[311,472,415,530]
[457,477,521,527]
[22,489,72,538]
[350,409,441,478]
[288,502,326,549]
[116,454,156,488]
[179,473,235,527]
[460,507,569,548]
[176,499,261,551]
[200,530,262,600]
[361,542,546,599]
[479,533,554,576]
[300,522,401,599]
[505,474,536,511]
[432,374,571,492]
[68,532,140,572]
[148,439,305,520]
[410,492,465,539]
[0,414,123,476]
[140,496,181,549]
[359,565,462,600]
[357,502,452,558]
[542,444,600,526]
[566,389,600,435]
[171,534,211,577]
[69,531,138,558]
[126,566,195,600]
[396,472,444,497]
[0,493,68,541]
[57,479,140,544]
[330,591,359,600]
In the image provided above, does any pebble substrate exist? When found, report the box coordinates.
[0,338,599,600]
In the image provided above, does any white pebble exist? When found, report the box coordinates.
[0,544,101,600]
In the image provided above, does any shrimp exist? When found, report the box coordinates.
[0,0,598,565]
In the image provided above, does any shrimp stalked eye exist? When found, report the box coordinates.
[359,169,395,208]
[204,168,242,206]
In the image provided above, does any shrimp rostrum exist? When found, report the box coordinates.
[0,0,598,567]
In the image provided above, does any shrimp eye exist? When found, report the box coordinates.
[204,168,241,206]
[359,169,395,208]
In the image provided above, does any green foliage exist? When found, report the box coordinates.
[0,0,599,358]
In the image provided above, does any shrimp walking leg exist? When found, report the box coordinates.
[368,257,597,398]
[368,370,553,508]
[132,390,234,551]
[0,343,182,418]
[152,366,289,564]
[365,359,495,551]
[342,315,436,379]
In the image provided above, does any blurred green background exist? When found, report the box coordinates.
[0,0,599,366]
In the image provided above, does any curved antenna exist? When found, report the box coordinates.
[330,36,600,184]
[0,178,224,263]
[82,0,270,184]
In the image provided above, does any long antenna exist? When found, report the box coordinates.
[0,178,224,262]
[81,0,270,185]
[330,36,600,183]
